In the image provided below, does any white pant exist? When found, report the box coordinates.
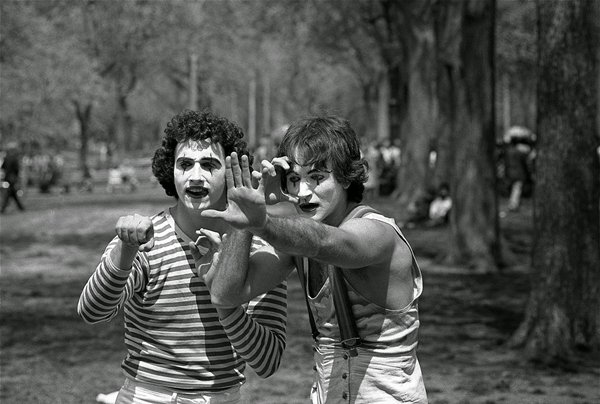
[311,345,427,403]
[115,378,241,404]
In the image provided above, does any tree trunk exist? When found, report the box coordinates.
[509,0,600,362]
[248,72,257,149]
[395,4,438,207]
[394,1,437,206]
[262,71,271,135]
[229,84,239,124]
[388,64,407,144]
[377,72,390,142]
[445,0,499,270]
[432,0,462,189]
[502,73,511,134]
[115,91,134,153]
[73,100,92,179]
[189,53,198,111]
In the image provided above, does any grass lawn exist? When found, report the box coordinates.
[1,185,598,403]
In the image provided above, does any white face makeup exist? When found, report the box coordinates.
[174,138,227,212]
[285,154,348,225]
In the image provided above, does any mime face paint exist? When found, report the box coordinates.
[174,138,227,212]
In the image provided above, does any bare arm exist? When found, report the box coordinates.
[188,229,288,377]
[201,153,396,270]
[253,214,396,269]
[200,228,293,307]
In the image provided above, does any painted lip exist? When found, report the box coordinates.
[186,186,209,199]
[298,202,319,212]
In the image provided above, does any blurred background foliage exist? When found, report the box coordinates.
[1,0,534,160]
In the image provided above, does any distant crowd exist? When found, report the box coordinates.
[1,125,542,220]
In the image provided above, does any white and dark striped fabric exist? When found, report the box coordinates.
[78,210,287,392]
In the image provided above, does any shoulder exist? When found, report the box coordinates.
[350,211,413,263]
[341,209,400,238]
[151,210,172,228]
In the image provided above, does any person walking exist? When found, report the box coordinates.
[1,142,25,214]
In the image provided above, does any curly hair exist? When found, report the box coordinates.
[277,115,368,203]
[152,109,252,199]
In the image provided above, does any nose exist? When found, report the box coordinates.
[297,180,312,199]
[189,163,205,182]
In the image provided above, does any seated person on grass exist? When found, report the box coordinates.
[78,110,287,404]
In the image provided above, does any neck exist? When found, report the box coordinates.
[171,202,228,239]
[326,201,359,227]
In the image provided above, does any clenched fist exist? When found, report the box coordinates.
[115,214,155,252]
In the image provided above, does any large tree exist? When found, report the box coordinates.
[437,0,499,270]
[509,0,600,362]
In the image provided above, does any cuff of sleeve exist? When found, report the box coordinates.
[218,306,246,328]
[105,253,133,278]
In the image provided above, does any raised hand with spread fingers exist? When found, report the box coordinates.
[201,152,267,229]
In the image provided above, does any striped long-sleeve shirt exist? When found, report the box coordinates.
[77,210,287,392]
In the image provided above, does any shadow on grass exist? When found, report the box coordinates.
[2,194,599,404]
[1,232,111,251]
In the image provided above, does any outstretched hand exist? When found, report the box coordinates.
[201,152,268,230]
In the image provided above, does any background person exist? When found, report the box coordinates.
[426,182,452,227]
[1,142,25,214]
[503,126,536,212]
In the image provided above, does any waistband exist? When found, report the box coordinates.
[122,377,241,402]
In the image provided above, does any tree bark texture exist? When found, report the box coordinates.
[510,0,600,362]
[433,0,462,189]
[377,72,391,142]
[395,1,439,207]
[437,0,499,270]
[378,0,437,206]
[73,100,92,179]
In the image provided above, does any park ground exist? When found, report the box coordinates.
[1,184,599,404]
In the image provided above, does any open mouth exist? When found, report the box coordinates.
[299,202,319,212]
[186,186,209,199]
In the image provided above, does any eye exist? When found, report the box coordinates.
[201,161,215,170]
[310,174,325,185]
[178,159,193,170]
[287,175,300,186]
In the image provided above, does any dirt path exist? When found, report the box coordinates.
[1,190,598,403]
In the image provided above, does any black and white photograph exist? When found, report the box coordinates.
[1,1,599,403]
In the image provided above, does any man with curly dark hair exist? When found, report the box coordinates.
[78,109,287,403]
[202,115,428,403]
